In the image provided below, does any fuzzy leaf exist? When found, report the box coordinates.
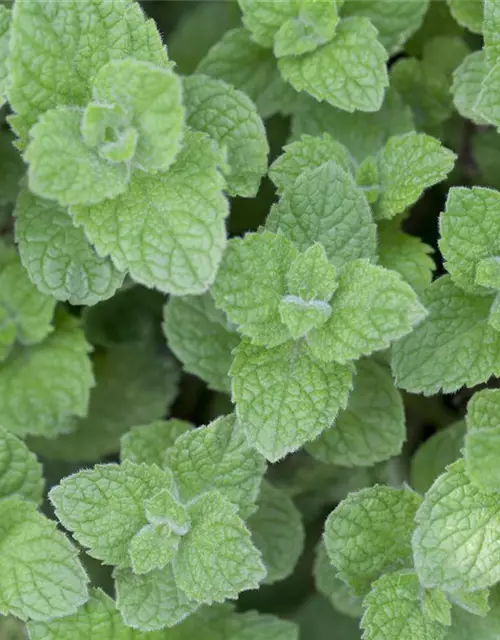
[145,490,190,533]
[248,480,304,585]
[484,0,500,67]
[164,414,266,519]
[15,189,125,306]
[451,51,488,125]
[231,339,353,461]
[238,0,300,48]
[413,458,500,592]
[50,461,176,569]
[184,74,268,198]
[473,62,500,128]
[273,1,339,58]
[267,162,377,267]
[314,541,363,618]
[392,276,500,394]
[279,18,388,112]
[464,389,500,492]
[0,497,89,621]
[121,419,192,468]
[307,260,427,364]
[324,485,422,595]
[0,427,43,505]
[361,570,447,640]
[307,358,405,467]
[163,292,240,393]
[128,525,180,575]
[173,491,266,603]
[0,6,10,108]
[71,130,228,295]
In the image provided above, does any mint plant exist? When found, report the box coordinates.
[2,0,500,638]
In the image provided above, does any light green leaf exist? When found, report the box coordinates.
[314,541,363,618]
[392,276,500,394]
[267,162,377,267]
[145,489,190,533]
[447,585,500,639]
[0,496,89,621]
[231,338,353,461]
[484,0,500,67]
[307,260,427,364]
[307,358,405,467]
[361,570,447,640]
[25,106,129,207]
[128,524,180,575]
[238,0,300,48]
[464,389,500,492]
[451,51,488,124]
[163,292,240,394]
[374,133,456,220]
[164,414,266,519]
[467,388,500,430]
[50,461,176,569]
[84,58,183,173]
[356,155,380,204]
[183,74,268,198]
[0,314,94,438]
[279,296,332,340]
[377,219,435,294]
[0,6,10,108]
[324,485,422,595]
[423,588,452,626]
[475,61,500,129]
[71,130,229,295]
[28,588,162,640]
[173,491,266,603]
[447,0,483,32]
[268,133,355,196]
[198,28,298,120]
[341,0,429,54]
[291,87,414,164]
[285,244,338,302]
[273,1,339,58]
[28,344,179,462]
[248,480,304,585]
[15,189,125,306]
[0,246,55,361]
[413,458,500,592]
[439,187,500,295]
[448,587,491,617]
[121,419,193,468]
[279,18,389,112]
[0,427,43,504]
[115,564,199,631]
[410,421,466,494]
[212,231,297,347]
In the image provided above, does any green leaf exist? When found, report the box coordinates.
[291,87,414,164]
[163,292,240,394]
[238,0,300,48]
[198,28,298,120]
[172,491,266,603]
[212,231,297,347]
[25,106,130,207]
[307,260,427,364]
[183,74,268,198]
[0,131,25,207]
[0,6,10,108]
[231,338,353,461]
[267,162,377,267]
[273,1,339,58]
[28,588,161,640]
[0,314,94,438]
[248,480,304,585]
[373,133,456,220]
[278,18,389,112]
[484,0,500,67]
[342,0,429,54]
[0,496,89,621]
[392,276,500,394]
[295,594,362,640]
[413,458,500,592]
[71,130,229,295]
[307,358,405,467]
[121,419,192,468]
[114,564,199,631]
[268,133,355,196]
[314,541,363,618]
[324,485,422,595]
[15,189,125,306]
[0,427,44,504]
[448,587,491,617]
[475,61,500,128]
[447,585,500,639]
[8,0,168,147]
[84,58,183,173]
[0,246,55,361]
[447,0,483,32]
[377,219,435,294]
[464,389,500,492]
[441,187,500,293]
[410,421,466,494]
[145,489,190,533]
[50,461,176,569]
[128,524,180,575]
[423,588,452,626]
[451,51,488,125]
[164,414,266,519]
[361,570,447,640]
[28,344,179,462]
